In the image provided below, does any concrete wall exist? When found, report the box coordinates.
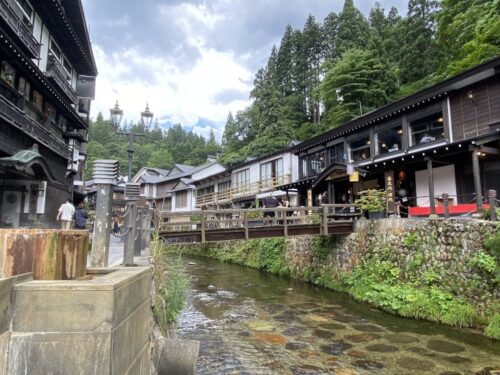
[6,267,153,375]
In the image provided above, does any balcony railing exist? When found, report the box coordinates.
[45,57,77,104]
[260,174,292,191]
[196,189,233,207]
[0,94,71,159]
[0,0,40,58]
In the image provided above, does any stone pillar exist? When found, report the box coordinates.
[91,160,118,267]
[123,183,140,266]
[488,190,497,221]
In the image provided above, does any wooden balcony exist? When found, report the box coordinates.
[45,57,77,104]
[0,94,71,159]
[0,0,40,59]
[260,174,292,191]
[196,189,233,207]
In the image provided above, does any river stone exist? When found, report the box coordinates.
[289,364,327,375]
[263,303,288,314]
[297,350,321,359]
[396,356,435,371]
[385,333,419,343]
[282,327,307,336]
[275,311,302,323]
[314,329,336,339]
[285,341,309,351]
[290,302,320,310]
[319,323,346,330]
[238,331,251,337]
[406,346,438,357]
[351,360,384,370]
[365,344,399,353]
[320,341,353,355]
[304,314,330,323]
[344,333,380,343]
[474,367,500,375]
[253,332,287,345]
[427,339,465,353]
[335,369,360,375]
[352,324,385,333]
[442,355,471,364]
[439,372,462,375]
[247,320,275,331]
[334,314,361,323]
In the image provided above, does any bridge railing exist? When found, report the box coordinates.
[155,204,360,238]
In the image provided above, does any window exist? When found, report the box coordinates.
[49,40,62,60]
[1,61,16,87]
[218,181,230,191]
[175,191,187,208]
[62,57,72,77]
[328,142,345,164]
[260,158,283,188]
[234,169,249,192]
[299,156,308,179]
[309,150,326,175]
[410,112,444,146]
[49,39,73,80]
[349,134,371,162]
[375,124,402,155]
[15,0,33,29]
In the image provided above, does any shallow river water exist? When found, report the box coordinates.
[171,255,500,375]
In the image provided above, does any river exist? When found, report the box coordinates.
[170,254,500,375]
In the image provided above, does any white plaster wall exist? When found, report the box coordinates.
[415,164,457,206]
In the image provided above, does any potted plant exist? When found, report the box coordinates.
[355,189,386,219]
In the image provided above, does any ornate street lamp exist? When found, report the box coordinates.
[141,103,154,130]
[110,102,153,180]
[109,101,123,130]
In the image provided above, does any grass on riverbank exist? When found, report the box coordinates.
[150,232,190,333]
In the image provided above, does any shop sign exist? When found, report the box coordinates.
[385,170,396,213]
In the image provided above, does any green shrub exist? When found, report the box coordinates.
[258,238,287,274]
[468,251,497,273]
[485,314,500,340]
[484,230,500,259]
[403,232,419,247]
[355,189,386,212]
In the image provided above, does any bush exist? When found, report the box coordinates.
[485,314,500,340]
[355,189,386,212]
[468,251,497,273]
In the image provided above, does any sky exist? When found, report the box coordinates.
[82,0,406,140]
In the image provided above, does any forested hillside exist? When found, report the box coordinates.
[220,0,500,166]
[86,0,500,175]
[86,114,221,178]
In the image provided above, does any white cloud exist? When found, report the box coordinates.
[91,44,253,135]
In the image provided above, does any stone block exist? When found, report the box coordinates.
[113,267,152,324]
[0,331,10,375]
[124,341,151,375]
[158,338,199,375]
[7,332,111,375]
[0,273,31,333]
[112,300,153,375]
[0,229,88,280]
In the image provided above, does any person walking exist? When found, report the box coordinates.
[57,199,75,230]
[74,202,88,230]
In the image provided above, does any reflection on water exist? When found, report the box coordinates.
[170,255,500,375]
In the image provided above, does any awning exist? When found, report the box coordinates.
[312,163,368,189]
[0,146,56,183]
[276,177,314,191]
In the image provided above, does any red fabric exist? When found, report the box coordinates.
[409,204,490,217]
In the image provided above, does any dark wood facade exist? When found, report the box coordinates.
[0,0,96,228]
[282,58,500,215]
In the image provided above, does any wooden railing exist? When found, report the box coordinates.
[196,189,232,206]
[0,0,40,58]
[156,204,360,243]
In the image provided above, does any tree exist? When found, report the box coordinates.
[321,49,399,129]
[398,0,442,85]
[437,0,500,75]
[323,12,339,60]
[336,0,370,54]
[147,147,174,170]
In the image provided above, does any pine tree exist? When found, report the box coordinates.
[323,12,339,61]
[336,0,370,54]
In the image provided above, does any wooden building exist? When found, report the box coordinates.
[0,0,97,228]
[279,57,500,216]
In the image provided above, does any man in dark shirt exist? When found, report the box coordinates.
[74,202,88,230]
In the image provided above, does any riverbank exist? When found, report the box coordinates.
[165,218,499,340]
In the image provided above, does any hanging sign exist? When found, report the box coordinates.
[349,171,360,182]
[385,170,396,214]
[346,164,354,175]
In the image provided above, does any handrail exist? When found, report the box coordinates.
[0,0,40,58]
[156,204,359,241]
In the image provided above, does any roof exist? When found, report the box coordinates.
[292,56,500,153]
[0,146,56,182]
[140,175,168,184]
[171,164,195,173]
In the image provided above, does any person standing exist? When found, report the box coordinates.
[57,199,75,230]
[74,202,88,230]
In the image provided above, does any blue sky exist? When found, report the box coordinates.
[82,0,407,139]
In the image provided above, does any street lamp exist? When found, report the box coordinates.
[109,102,154,180]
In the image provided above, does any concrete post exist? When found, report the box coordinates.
[472,148,483,212]
[488,190,497,221]
[426,158,436,216]
[91,160,118,267]
[123,183,140,266]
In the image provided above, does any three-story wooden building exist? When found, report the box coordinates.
[0,0,97,228]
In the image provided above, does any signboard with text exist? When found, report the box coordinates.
[385,171,396,214]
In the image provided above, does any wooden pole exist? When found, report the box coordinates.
[426,157,436,215]
[322,206,328,235]
[442,193,449,219]
[243,211,249,240]
[472,148,483,212]
[488,190,497,221]
[200,212,206,244]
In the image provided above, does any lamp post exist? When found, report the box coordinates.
[109,102,154,180]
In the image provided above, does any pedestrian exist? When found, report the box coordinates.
[57,199,75,230]
[113,219,120,235]
[74,202,88,230]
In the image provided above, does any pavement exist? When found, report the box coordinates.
[87,233,150,268]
